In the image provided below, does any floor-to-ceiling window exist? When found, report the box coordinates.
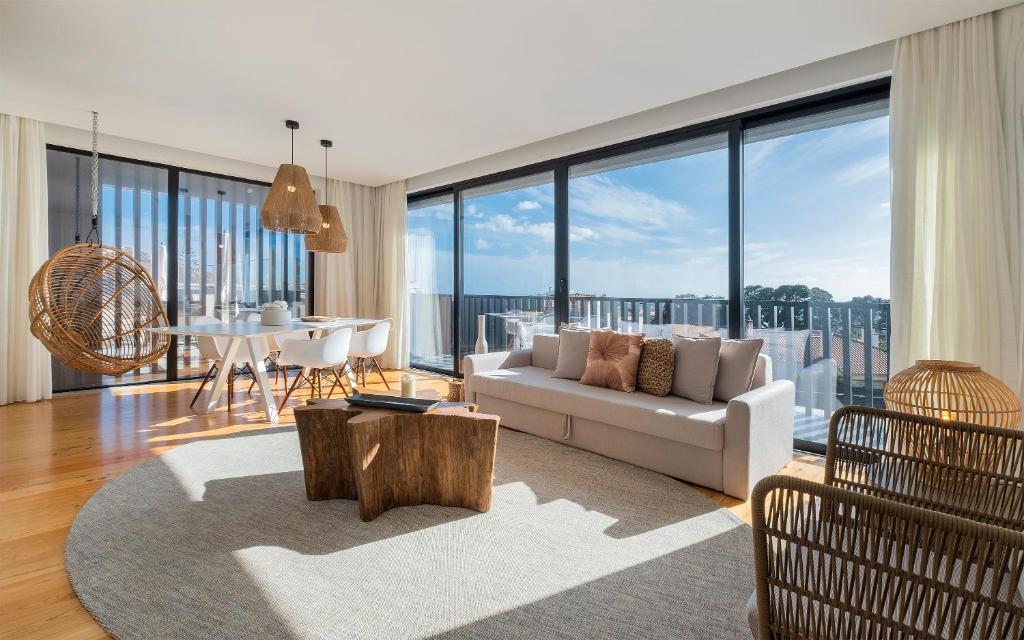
[407,194,455,371]
[743,99,891,449]
[568,133,729,336]
[45,149,170,391]
[44,147,311,391]
[460,173,555,361]
[405,79,891,454]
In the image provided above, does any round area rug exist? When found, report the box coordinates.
[67,427,755,639]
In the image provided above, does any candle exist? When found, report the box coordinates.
[400,374,416,398]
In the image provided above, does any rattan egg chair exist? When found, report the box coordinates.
[29,243,170,376]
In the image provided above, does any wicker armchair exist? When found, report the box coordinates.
[750,406,1024,639]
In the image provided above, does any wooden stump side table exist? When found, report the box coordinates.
[293,398,499,522]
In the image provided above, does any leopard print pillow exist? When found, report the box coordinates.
[636,338,675,397]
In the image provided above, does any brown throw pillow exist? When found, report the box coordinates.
[714,338,765,401]
[671,335,721,404]
[636,338,675,396]
[580,330,645,392]
[552,327,591,380]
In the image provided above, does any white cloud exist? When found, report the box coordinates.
[515,200,541,211]
[464,203,483,218]
[570,174,691,229]
[475,238,492,250]
[472,214,598,245]
[745,137,784,174]
[474,214,555,242]
[835,155,888,185]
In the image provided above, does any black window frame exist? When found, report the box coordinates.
[407,77,892,455]
[44,144,316,391]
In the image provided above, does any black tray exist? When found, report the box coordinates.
[345,393,441,413]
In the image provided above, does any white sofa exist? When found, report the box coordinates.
[463,335,795,500]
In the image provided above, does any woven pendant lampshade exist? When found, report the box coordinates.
[884,360,1022,428]
[305,139,349,253]
[260,120,321,234]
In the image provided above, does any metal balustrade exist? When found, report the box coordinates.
[409,292,890,445]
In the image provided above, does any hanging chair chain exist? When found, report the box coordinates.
[86,111,99,243]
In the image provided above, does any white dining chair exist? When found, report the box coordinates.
[240,311,308,392]
[188,315,272,412]
[277,326,354,410]
[348,319,392,389]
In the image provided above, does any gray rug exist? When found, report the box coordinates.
[67,427,755,639]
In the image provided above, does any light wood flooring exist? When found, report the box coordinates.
[0,369,824,639]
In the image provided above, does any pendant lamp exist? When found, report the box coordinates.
[305,139,348,253]
[261,120,321,234]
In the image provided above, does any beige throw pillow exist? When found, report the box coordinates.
[636,338,675,397]
[552,328,591,380]
[580,330,645,392]
[671,335,721,404]
[714,338,765,401]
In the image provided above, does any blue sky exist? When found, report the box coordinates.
[410,113,890,302]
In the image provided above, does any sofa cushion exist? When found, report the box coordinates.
[531,333,559,370]
[671,336,721,404]
[714,338,764,401]
[469,366,727,451]
[580,330,644,392]
[552,328,591,380]
[637,338,675,397]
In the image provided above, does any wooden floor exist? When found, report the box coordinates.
[0,370,824,640]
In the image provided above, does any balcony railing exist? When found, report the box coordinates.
[409,293,890,444]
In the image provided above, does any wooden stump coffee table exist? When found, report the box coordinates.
[292,398,500,522]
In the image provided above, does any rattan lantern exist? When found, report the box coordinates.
[305,139,348,253]
[27,111,170,376]
[884,360,1021,429]
[261,120,321,234]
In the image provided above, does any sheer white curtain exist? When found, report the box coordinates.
[0,114,52,404]
[313,179,362,317]
[890,7,1023,398]
[995,3,1024,398]
[314,178,408,370]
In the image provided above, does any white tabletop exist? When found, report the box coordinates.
[145,318,382,338]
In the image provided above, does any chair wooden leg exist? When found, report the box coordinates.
[278,369,305,411]
[227,367,235,412]
[190,364,218,408]
[335,368,351,397]
[281,365,288,392]
[371,358,389,389]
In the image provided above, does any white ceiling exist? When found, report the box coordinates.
[0,0,1014,186]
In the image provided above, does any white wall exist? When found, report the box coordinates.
[406,42,895,192]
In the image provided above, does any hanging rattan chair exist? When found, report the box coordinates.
[29,243,170,376]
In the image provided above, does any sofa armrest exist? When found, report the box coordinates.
[462,350,532,401]
[722,380,795,500]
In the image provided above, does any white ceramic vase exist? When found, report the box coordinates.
[475,315,488,354]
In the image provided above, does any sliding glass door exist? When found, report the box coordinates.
[568,134,729,336]
[45,149,170,391]
[44,147,312,390]
[405,80,892,454]
[460,173,555,362]
[743,100,891,449]
[407,194,455,371]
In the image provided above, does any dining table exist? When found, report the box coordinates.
[146,317,383,423]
